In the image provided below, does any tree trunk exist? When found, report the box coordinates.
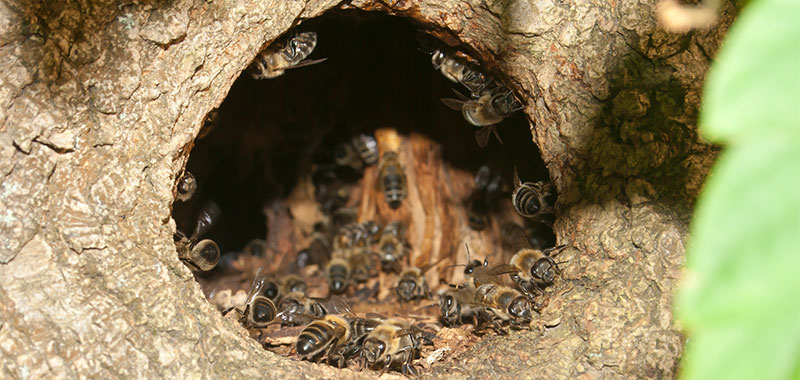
[0,0,733,378]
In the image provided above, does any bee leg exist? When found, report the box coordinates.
[378,355,392,377]
[221,306,241,316]
[490,318,506,335]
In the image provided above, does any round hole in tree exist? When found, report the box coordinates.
[171,8,557,375]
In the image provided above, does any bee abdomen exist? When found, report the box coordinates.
[513,185,542,217]
[297,324,331,357]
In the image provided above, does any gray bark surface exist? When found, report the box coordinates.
[0,0,733,378]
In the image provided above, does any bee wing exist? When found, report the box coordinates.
[327,295,357,318]
[474,127,492,148]
[474,165,490,189]
[490,126,504,145]
[486,173,503,195]
[246,267,269,305]
[285,57,328,70]
[191,200,221,240]
[440,98,465,111]
[473,264,518,286]
[365,312,388,321]
[451,88,470,100]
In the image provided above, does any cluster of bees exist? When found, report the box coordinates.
[172,28,562,376]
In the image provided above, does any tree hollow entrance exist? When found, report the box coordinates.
[173,9,556,374]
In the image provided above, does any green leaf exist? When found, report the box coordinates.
[699,0,800,143]
[678,1,800,379]
[677,136,800,380]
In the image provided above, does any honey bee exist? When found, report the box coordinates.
[438,284,485,327]
[277,291,328,326]
[511,170,556,221]
[441,87,522,147]
[250,31,327,79]
[508,245,566,297]
[430,50,495,98]
[223,269,278,328]
[328,315,382,367]
[296,298,377,365]
[333,221,380,251]
[296,314,353,362]
[466,166,503,231]
[395,259,444,302]
[378,151,407,209]
[333,139,365,172]
[352,133,379,166]
[175,171,197,202]
[325,256,351,295]
[325,246,376,294]
[280,274,308,296]
[361,318,425,376]
[458,244,515,287]
[377,221,409,272]
[243,238,267,257]
[474,283,534,331]
[333,134,379,172]
[175,200,221,271]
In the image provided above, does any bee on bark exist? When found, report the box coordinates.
[296,297,378,366]
[333,221,380,251]
[325,246,376,294]
[441,87,522,147]
[277,291,328,326]
[361,318,426,376]
[296,314,353,362]
[175,200,221,271]
[328,314,382,367]
[348,247,377,285]
[280,274,308,296]
[378,151,407,209]
[438,284,484,327]
[508,245,567,297]
[474,283,534,332]
[325,256,351,295]
[395,259,445,302]
[431,49,495,98]
[175,171,197,202]
[511,169,556,222]
[466,165,503,231]
[250,31,327,79]
[377,221,409,272]
[223,268,278,328]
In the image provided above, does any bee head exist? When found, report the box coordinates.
[362,337,386,363]
[508,297,532,324]
[531,257,557,285]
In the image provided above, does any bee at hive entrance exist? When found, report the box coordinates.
[170,9,559,376]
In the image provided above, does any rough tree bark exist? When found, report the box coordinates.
[0,0,733,379]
